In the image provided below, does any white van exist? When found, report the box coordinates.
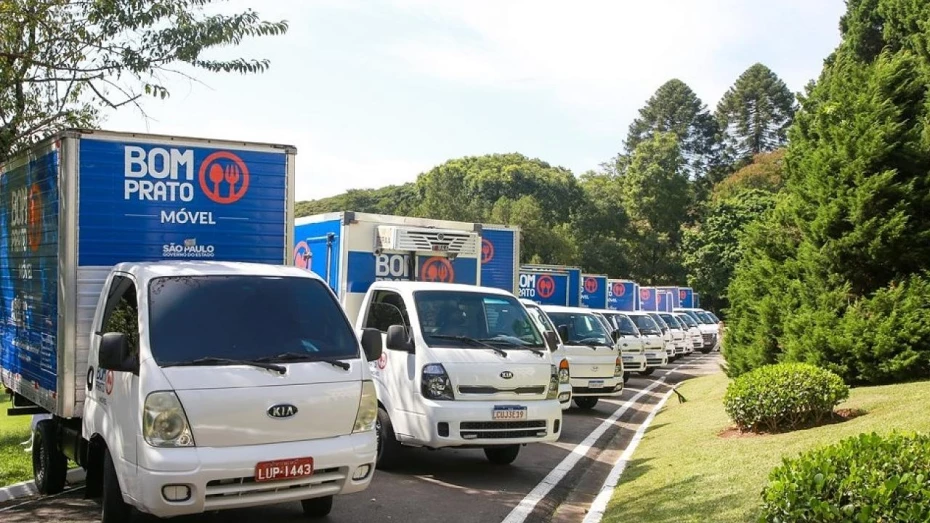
[540,306,624,410]
[675,312,705,352]
[357,282,563,467]
[624,312,668,374]
[593,310,649,378]
[675,308,719,353]
[657,312,691,356]
[521,299,573,410]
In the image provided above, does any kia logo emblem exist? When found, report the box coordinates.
[500,371,514,379]
[267,404,298,419]
[592,366,599,372]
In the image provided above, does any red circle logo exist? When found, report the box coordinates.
[293,241,310,269]
[198,151,250,204]
[421,257,455,282]
[584,277,598,293]
[105,370,114,395]
[680,289,687,301]
[613,282,626,297]
[27,184,43,252]
[537,275,556,299]
[640,289,651,300]
[481,239,494,264]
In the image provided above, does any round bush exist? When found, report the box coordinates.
[760,432,930,522]
[723,362,848,432]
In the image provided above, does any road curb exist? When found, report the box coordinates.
[0,468,85,503]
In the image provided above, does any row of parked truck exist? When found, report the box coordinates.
[0,130,723,522]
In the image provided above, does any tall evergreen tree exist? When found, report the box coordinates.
[715,63,797,162]
[623,79,720,179]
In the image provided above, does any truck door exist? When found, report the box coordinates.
[89,274,140,470]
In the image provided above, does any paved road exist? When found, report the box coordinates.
[0,354,722,523]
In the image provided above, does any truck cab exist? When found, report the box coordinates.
[658,312,691,357]
[357,282,563,468]
[540,306,624,410]
[592,310,648,378]
[674,312,705,352]
[79,262,383,521]
[646,312,678,361]
[624,312,668,373]
[520,299,573,410]
[674,308,719,353]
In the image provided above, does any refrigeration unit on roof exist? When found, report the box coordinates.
[375,225,480,257]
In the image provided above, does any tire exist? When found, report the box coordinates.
[101,448,132,523]
[301,496,334,518]
[622,372,631,383]
[484,445,520,465]
[33,419,67,495]
[700,348,712,354]
[375,407,402,470]
[639,368,654,376]
[574,396,599,410]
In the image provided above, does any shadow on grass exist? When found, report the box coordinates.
[603,460,746,523]
[718,408,869,439]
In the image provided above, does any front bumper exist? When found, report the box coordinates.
[132,431,376,518]
[621,352,647,372]
[644,351,668,367]
[399,398,563,448]
[570,376,624,397]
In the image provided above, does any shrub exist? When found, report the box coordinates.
[760,432,930,522]
[723,362,849,432]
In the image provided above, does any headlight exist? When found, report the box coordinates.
[558,358,570,384]
[547,364,559,399]
[421,363,454,400]
[353,380,378,433]
[143,391,194,447]
[614,356,624,377]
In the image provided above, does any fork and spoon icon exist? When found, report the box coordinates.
[208,163,242,199]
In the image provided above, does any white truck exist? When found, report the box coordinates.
[540,306,624,410]
[674,312,705,352]
[675,308,720,353]
[521,299,574,410]
[623,312,668,374]
[357,282,563,467]
[657,312,691,357]
[293,212,562,467]
[1,130,382,521]
[591,309,648,378]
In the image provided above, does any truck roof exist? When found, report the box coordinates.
[112,261,320,283]
[368,281,516,296]
[539,305,597,314]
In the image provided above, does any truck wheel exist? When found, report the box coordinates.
[101,448,132,523]
[622,371,631,383]
[376,407,402,470]
[484,445,520,465]
[301,496,334,518]
[574,397,598,410]
[33,419,67,495]
[700,348,712,354]
[639,368,654,376]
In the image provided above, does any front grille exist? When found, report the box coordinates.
[204,467,344,509]
[458,385,547,395]
[460,419,548,440]
[646,358,665,365]
[573,385,623,394]
[702,333,717,347]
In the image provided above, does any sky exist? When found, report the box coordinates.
[104,0,848,202]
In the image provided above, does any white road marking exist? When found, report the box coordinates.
[582,385,677,523]
[500,356,708,523]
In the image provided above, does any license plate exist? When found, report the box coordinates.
[255,457,314,483]
[622,356,633,362]
[493,405,527,420]
[588,380,604,388]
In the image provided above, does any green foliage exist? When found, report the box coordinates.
[715,64,797,161]
[723,0,930,385]
[489,195,579,265]
[294,184,417,218]
[711,149,786,203]
[0,0,287,161]
[723,363,849,433]
[760,432,930,522]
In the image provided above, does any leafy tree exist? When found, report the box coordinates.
[715,64,797,162]
[295,183,417,218]
[681,189,776,313]
[620,132,690,284]
[570,171,630,277]
[710,148,786,202]
[0,0,288,161]
[623,79,720,180]
[723,0,930,384]
[489,196,578,265]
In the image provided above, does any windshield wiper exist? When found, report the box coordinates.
[429,334,508,357]
[477,338,546,357]
[254,352,351,370]
[164,357,286,374]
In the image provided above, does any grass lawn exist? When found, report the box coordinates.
[0,405,33,487]
[603,373,930,523]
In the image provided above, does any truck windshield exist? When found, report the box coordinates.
[148,275,359,365]
[695,311,715,324]
[525,305,558,335]
[707,312,720,322]
[678,314,698,328]
[631,315,661,335]
[414,291,545,349]
[545,312,613,347]
[647,313,669,333]
[659,313,681,330]
[604,313,640,336]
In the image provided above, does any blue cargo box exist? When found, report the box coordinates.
[479,224,520,295]
[0,129,295,416]
[606,279,638,311]
[580,274,608,309]
[520,264,582,307]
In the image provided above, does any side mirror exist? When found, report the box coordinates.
[557,324,570,343]
[543,330,560,352]
[610,329,620,342]
[98,333,137,374]
[360,328,383,362]
[386,325,414,352]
